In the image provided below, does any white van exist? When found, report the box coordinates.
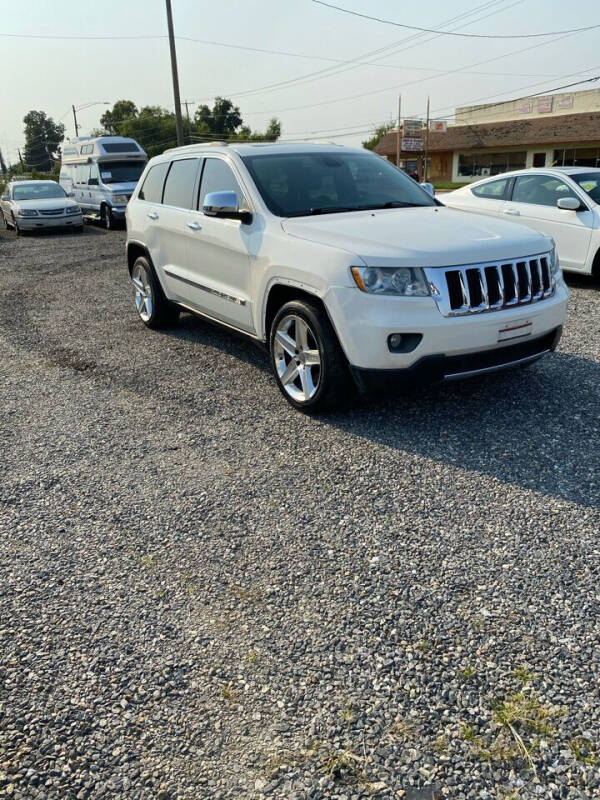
[59,136,147,228]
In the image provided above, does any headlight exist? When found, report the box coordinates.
[549,242,560,277]
[17,209,38,217]
[111,194,128,204]
[66,206,81,215]
[351,266,431,296]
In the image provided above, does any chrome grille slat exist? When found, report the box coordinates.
[426,252,556,317]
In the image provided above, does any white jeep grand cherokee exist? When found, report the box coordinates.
[125,143,567,411]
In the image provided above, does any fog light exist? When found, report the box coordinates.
[388,333,403,349]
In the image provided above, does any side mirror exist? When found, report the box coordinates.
[420,182,435,197]
[203,191,252,223]
[557,196,581,211]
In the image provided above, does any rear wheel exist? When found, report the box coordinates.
[270,299,352,412]
[131,256,180,329]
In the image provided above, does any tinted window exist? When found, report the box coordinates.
[199,158,246,209]
[242,151,434,217]
[472,178,509,199]
[512,175,578,207]
[162,159,199,209]
[571,172,600,204]
[138,162,169,203]
[99,160,146,184]
[102,142,140,153]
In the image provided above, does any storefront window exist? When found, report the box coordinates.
[458,151,526,177]
[553,147,600,167]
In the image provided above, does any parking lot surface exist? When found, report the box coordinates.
[1,226,599,800]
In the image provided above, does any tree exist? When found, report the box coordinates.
[0,147,7,175]
[100,101,138,135]
[362,121,395,151]
[194,97,243,138]
[22,111,65,172]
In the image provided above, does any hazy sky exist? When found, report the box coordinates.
[2,0,599,163]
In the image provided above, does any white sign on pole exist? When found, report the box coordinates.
[401,137,424,152]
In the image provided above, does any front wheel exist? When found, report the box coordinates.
[131,256,180,329]
[101,205,114,230]
[270,299,352,412]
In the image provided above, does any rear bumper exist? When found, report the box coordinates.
[350,326,562,392]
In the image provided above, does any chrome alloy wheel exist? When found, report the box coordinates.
[131,262,154,323]
[273,314,322,403]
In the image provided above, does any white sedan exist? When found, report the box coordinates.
[442,167,600,277]
[1,180,83,235]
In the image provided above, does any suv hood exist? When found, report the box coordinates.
[281,206,551,267]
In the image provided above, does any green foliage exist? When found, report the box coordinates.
[95,99,282,158]
[23,110,65,172]
[362,122,395,151]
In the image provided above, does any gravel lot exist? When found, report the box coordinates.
[0,225,599,800]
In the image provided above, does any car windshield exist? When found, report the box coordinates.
[99,161,146,184]
[570,172,600,204]
[241,151,435,217]
[13,183,66,201]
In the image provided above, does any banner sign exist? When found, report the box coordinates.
[430,120,447,133]
[402,137,424,152]
[403,119,423,133]
[518,100,533,114]
[537,95,553,113]
[557,94,574,110]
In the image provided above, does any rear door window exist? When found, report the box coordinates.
[471,177,509,199]
[511,175,579,207]
[162,159,200,209]
[138,162,170,203]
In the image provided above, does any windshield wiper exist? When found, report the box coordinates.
[364,201,423,209]
[307,206,362,215]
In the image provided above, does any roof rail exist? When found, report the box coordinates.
[164,141,229,154]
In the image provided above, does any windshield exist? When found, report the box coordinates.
[99,161,146,184]
[241,151,435,217]
[571,172,600,204]
[13,183,66,201]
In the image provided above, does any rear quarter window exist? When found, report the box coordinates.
[471,178,509,199]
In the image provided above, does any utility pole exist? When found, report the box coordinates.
[424,96,430,182]
[396,94,401,167]
[18,149,24,169]
[165,0,185,147]
[184,101,191,123]
[72,105,80,138]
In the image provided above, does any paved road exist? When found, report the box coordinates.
[1,226,599,799]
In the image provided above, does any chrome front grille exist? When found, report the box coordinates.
[39,208,66,216]
[426,253,555,317]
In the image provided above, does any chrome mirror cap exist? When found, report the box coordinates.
[203,191,239,216]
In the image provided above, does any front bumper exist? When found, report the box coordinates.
[18,214,83,230]
[325,281,568,371]
[350,326,562,392]
[109,206,127,219]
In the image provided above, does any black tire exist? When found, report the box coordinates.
[73,226,84,233]
[101,205,114,230]
[131,256,180,329]
[12,215,21,236]
[269,298,352,412]
[1,212,8,230]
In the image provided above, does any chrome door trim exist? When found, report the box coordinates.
[164,268,247,306]
[174,300,260,340]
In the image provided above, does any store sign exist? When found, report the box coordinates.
[557,94,574,110]
[537,95,553,113]
[403,119,423,133]
[402,137,424,152]
[518,100,533,114]
[430,120,447,133]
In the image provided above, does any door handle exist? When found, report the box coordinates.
[147,211,159,220]
[503,208,520,216]
[187,221,202,231]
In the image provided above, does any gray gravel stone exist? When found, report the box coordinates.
[0,226,599,799]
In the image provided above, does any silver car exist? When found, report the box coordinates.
[1,180,83,235]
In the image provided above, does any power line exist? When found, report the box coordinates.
[312,0,600,39]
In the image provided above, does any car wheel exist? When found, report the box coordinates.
[1,212,8,230]
[131,256,180,329]
[101,205,113,230]
[270,299,352,412]
[12,214,21,236]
